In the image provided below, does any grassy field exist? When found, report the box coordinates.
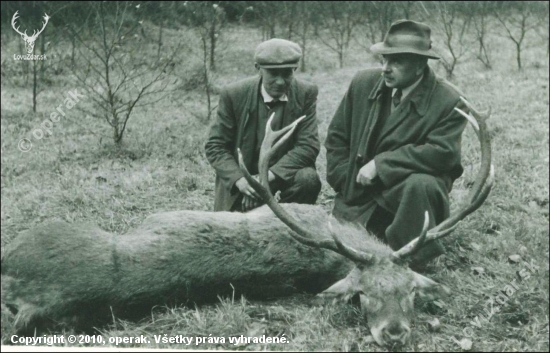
[1,18,549,352]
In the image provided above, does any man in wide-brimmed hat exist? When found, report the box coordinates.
[325,20,468,268]
[206,38,321,212]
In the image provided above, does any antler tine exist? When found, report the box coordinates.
[392,212,430,259]
[328,217,374,263]
[430,98,492,232]
[237,117,339,253]
[35,13,50,38]
[455,97,492,205]
[29,13,50,39]
[394,97,493,260]
[427,165,494,238]
[257,113,306,187]
[11,11,27,37]
[394,166,494,260]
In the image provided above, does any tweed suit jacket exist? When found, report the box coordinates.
[325,65,468,224]
[205,76,319,211]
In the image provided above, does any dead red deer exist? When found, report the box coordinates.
[1,97,492,347]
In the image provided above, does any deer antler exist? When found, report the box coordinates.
[393,97,494,259]
[11,11,49,39]
[238,114,375,263]
[11,11,27,37]
[30,13,50,40]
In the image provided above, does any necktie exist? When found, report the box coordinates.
[266,100,280,110]
[392,89,402,108]
[266,100,284,127]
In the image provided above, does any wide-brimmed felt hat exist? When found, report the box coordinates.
[255,38,302,68]
[370,20,440,59]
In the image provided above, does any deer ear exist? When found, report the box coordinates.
[317,266,362,302]
[413,272,451,301]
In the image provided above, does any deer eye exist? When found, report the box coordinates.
[359,294,383,313]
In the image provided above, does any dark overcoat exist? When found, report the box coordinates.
[325,66,468,225]
[205,76,319,211]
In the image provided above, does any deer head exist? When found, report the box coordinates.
[11,11,50,54]
[238,96,493,347]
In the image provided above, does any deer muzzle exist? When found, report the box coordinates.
[372,320,411,347]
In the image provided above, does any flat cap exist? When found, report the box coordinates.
[255,38,302,68]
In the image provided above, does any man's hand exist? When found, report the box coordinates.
[356,160,377,186]
[235,176,261,199]
[236,170,277,211]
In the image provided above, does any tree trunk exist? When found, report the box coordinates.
[33,59,38,112]
[403,1,411,19]
[19,39,29,85]
[288,22,293,40]
[516,42,522,70]
[40,33,46,80]
[209,21,216,71]
[71,34,76,68]
[204,38,211,123]
[205,67,212,123]
[269,22,276,39]
[300,31,307,72]
[300,16,308,73]
[114,123,121,145]
[157,21,163,61]
[477,37,491,69]
[447,60,455,79]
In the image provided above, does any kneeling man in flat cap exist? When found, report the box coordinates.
[206,38,321,212]
[325,20,469,268]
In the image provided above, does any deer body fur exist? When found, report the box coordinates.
[2,204,356,331]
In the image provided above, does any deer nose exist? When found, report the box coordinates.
[382,322,410,346]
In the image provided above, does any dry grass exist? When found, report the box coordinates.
[1,17,548,352]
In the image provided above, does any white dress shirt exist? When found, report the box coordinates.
[390,74,423,114]
[261,84,288,103]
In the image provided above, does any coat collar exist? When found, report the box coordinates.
[251,76,300,122]
[394,73,423,101]
[249,76,298,109]
[367,72,386,100]
[368,65,436,116]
